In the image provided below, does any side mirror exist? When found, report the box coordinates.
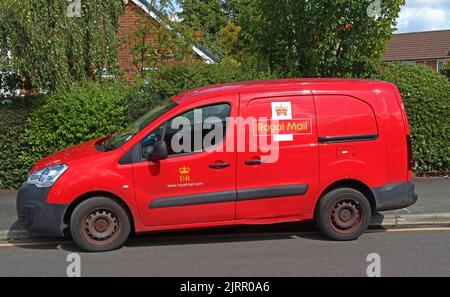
[149,140,168,161]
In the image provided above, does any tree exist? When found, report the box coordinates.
[123,7,194,79]
[177,0,227,36]
[176,0,248,61]
[0,0,124,92]
[0,47,23,97]
[221,0,244,23]
[239,0,404,78]
[217,21,242,60]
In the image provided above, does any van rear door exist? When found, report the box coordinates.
[236,92,319,220]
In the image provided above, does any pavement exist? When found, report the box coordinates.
[0,177,449,241]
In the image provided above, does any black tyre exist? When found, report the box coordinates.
[70,197,131,252]
[316,188,371,241]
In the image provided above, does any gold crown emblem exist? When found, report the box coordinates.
[275,105,288,116]
[179,166,190,175]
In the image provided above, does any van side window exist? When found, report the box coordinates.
[315,95,378,140]
[141,103,230,158]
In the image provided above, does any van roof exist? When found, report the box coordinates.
[172,78,390,104]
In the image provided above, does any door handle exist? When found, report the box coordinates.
[245,159,265,166]
[209,162,231,169]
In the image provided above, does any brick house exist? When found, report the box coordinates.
[382,29,450,72]
[118,0,218,80]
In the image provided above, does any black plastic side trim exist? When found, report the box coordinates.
[318,134,378,144]
[150,191,237,209]
[149,184,309,209]
[237,184,308,201]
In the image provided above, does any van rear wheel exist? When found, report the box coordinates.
[316,188,371,241]
[70,197,131,252]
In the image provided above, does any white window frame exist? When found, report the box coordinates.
[437,59,446,72]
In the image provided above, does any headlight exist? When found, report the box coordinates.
[27,164,68,188]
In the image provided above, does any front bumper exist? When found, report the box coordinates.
[16,184,68,237]
[372,182,418,212]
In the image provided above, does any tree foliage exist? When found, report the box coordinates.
[217,21,242,60]
[0,0,124,92]
[177,0,244,59]
[441,60,450,80]
[122,5,194,78]
[147,60,273,98]
[177,0,227,35]
[240,0,404,78]
[177,0,404,78]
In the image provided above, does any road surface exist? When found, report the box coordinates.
[0,224,449,277]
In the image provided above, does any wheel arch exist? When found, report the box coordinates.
[63,191,135,235]
[314,179,376,218]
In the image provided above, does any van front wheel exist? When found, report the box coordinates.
[70,197,131,252]
[316,188,371,241]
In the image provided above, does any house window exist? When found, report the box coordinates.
[101,68,114,79]
[437,60,446,72]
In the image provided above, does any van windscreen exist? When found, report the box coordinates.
[103,99,177,151]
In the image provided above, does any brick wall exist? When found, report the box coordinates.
[416,60,438,71]
[118,1,158,81]
[117,1,204,82]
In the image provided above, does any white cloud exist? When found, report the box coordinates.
[396,0,450,33]
[405,0,450,9]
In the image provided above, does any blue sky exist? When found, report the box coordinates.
[397,0,450,33]
[169,0,450,33]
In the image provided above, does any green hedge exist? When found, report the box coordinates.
[20,81,130,172]
[116,61,275,120]
[441,60,450,80]
[0,97,42,189]
[146,61,274,99]
[119,85,167,122]
[376,63,450,172]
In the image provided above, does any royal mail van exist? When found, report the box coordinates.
[17,79,418,252]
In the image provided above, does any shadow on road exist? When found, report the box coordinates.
[9,220,336,252]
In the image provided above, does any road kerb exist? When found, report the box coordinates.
[370,212,450,228]
[0,229,31,241]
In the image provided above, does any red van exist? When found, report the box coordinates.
[17,79,417,252]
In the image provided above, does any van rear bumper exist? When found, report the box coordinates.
[372,182,418,212]
[16,184,68,237]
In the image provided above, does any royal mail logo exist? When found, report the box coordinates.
[179,166,190,175]
[253,118,313,137]
[275,104,289,117]
[272,102,292,120]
